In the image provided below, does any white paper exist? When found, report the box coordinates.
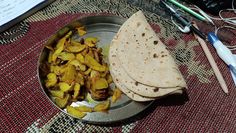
[0,0,45,26]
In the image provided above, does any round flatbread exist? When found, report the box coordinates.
[117,11,187,88]
[110,70,154,102]
[109,39,154,101]
[109,35,183,98]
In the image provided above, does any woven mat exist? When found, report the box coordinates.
[1,0,236,132]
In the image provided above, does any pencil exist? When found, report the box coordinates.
[193,24,229,94]
[168,0,206,21]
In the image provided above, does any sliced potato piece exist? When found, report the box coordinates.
[69,59,86,71]
[52,38,66,62]
[55,94,70,108]
[59,82,73,92]
[93,100,110,112]
[84,37,98,47]
[76,53,85,64]
[45,73,57,88]
[61,65,76,84]
[58,52,75,61]
[75,106,93,112]
[49,90,64,98]
[50,65,66,75]
[66,106,86,118]
[106,74,113,84]
[84,68,92,75]
[66,45,86,53]
[91,65,106,72]
[73,83,81,99]
[76,26,86,36]
[71,40,82,45]
[75,73,84,85]
[84,54,106,72]
[111,88,122,103]
[90,70,100,78]
[92,78,108,90]
[52,31,72,62]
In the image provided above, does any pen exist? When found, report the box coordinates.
[161,1,206,39]
[168,0,206,22]
[161,1,230,94]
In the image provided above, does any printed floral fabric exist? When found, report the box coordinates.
[1,0,235,132]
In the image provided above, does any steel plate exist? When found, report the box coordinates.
[37,16,153,124]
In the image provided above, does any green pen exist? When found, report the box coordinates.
[168,0,206,21]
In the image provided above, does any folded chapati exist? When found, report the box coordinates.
[109,38,154,101]
[108,11,187,101]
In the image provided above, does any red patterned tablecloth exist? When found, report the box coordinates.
[1,0,236,132]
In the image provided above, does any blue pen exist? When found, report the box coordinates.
[208,33,236,75]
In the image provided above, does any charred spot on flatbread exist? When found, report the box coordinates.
[135,81,139,86]
[153,53,158,58]
[153,40,158,45]
[142,33,145,37]
[177,77,182,80]
[154,87,159,92]
[137,22,141,27]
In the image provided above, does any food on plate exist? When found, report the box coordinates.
[41,24,123,119]
[111,88,122,103]
[40,10,187,120]
[55,94,71,108]
[66,106,87,118]
[93,100,110,112]
[45,73,57,88]
[90,77,109,100]
[49,90,64,99]
[108,11,187,101]
[75,106,93,112]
